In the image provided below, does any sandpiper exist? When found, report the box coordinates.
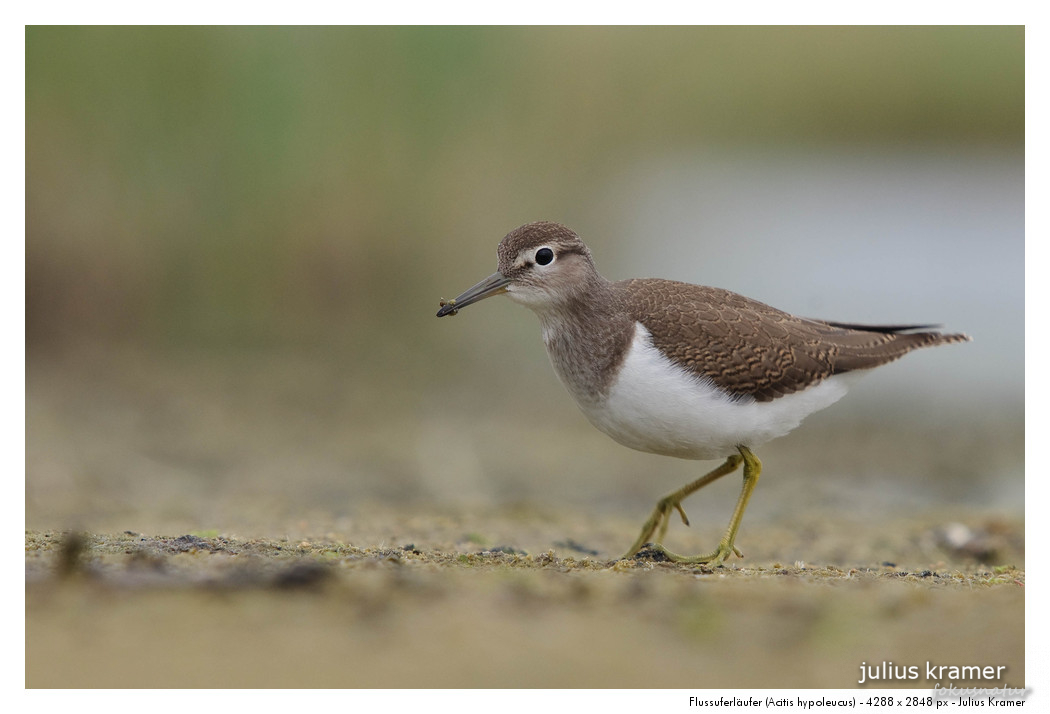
[436,221,969,565]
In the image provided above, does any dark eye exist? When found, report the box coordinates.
[535,247,555,265]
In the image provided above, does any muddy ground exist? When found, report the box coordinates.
[26,507,1024,689]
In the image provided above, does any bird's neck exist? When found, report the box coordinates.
[534,280,634,403]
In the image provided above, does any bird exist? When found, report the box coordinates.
[435,221,970,565]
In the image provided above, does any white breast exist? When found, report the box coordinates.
[570,323,859,460]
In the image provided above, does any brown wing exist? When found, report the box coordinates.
[618,278,970,402]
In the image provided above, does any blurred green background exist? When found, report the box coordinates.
[26,26,1024,539]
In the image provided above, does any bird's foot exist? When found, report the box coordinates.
[621,496,692,560]
[630,541,743,567]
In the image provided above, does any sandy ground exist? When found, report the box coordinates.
[26,506,1023,689]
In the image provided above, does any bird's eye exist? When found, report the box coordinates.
[535,247,555,266]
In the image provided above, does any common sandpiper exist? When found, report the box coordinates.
[436,221,970,565]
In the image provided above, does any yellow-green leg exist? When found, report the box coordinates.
[622,451,744,559]
[625,446,762,566]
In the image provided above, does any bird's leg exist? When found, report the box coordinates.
[621,453,744,559]
[631,446,762,567]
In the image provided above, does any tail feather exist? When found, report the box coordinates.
[815,320,943,334]
[820,326,971,376]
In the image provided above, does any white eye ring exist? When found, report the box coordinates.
[535,247,555,266]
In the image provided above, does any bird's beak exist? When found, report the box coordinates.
[436,272,512,317]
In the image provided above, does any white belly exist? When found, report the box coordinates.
[569,323,858,460]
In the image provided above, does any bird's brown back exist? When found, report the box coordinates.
[617,278,970,402]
